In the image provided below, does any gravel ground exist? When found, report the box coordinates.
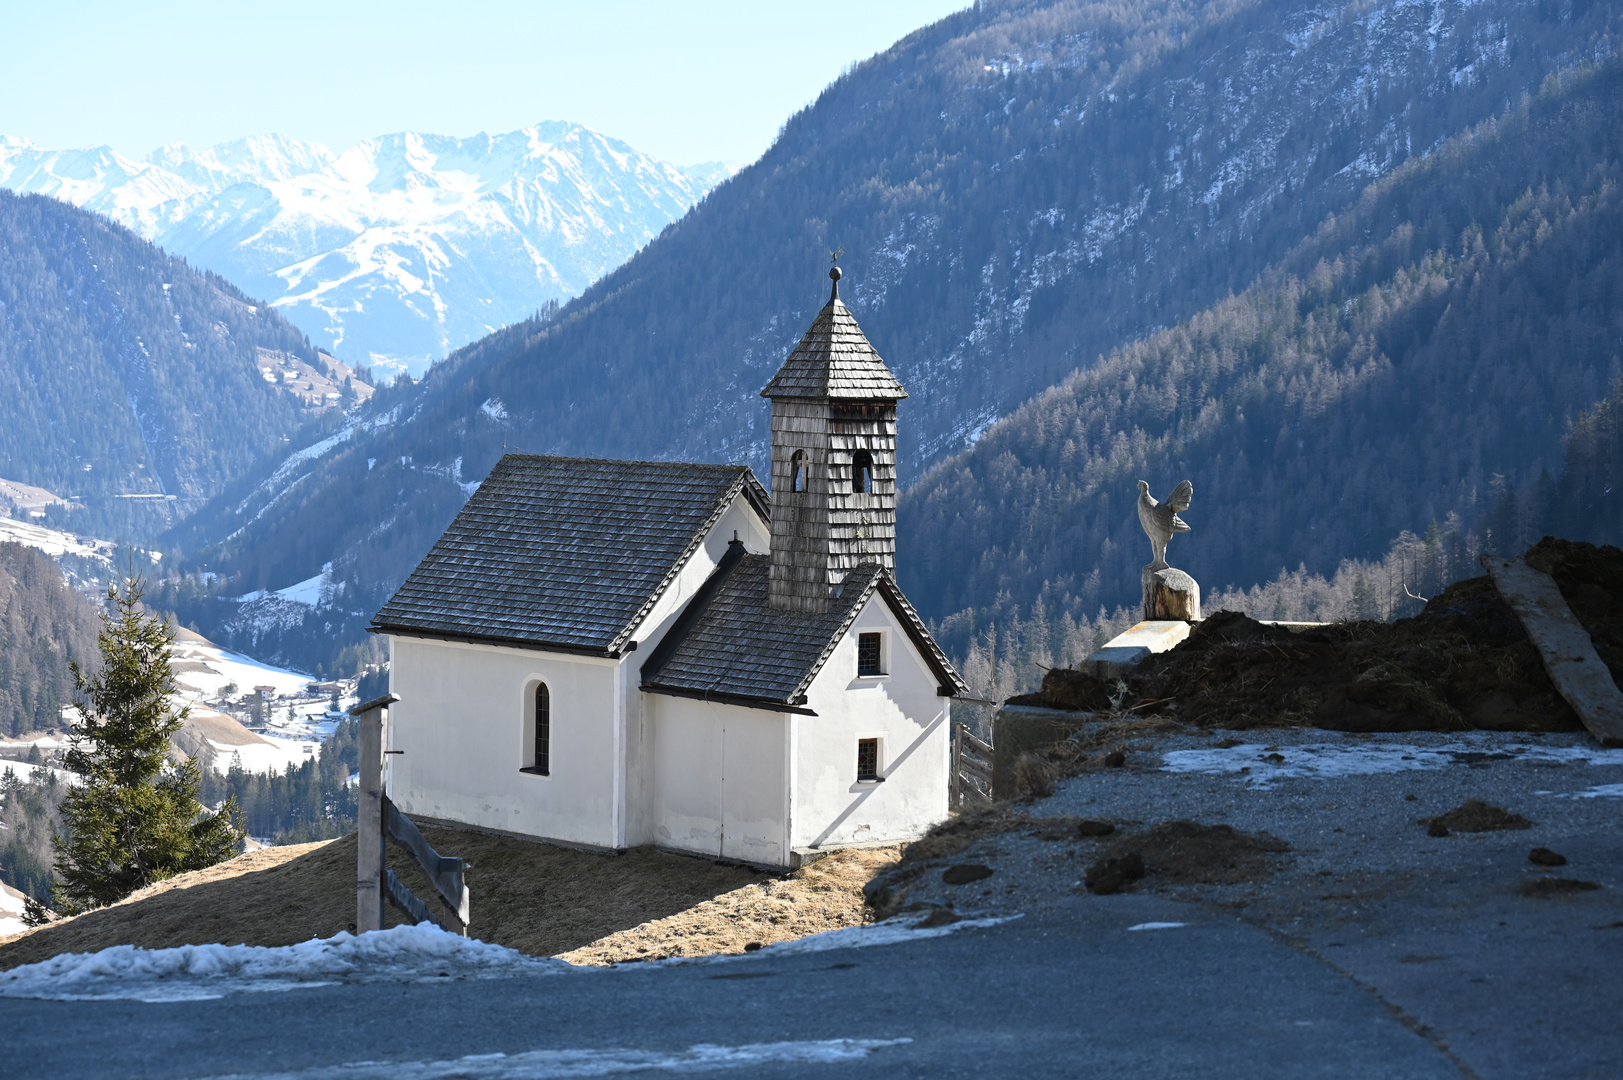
[896,725,1623,1079]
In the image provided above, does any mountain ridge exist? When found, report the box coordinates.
[0,123,735,378]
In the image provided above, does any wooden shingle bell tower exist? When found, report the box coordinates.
[762,263,908,613]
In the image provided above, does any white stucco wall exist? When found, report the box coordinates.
[646,695,790,866]
[386,635,622,849]
[792,593,952,850]
[622,493,771,847]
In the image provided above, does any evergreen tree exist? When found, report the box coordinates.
[49,574,242,914]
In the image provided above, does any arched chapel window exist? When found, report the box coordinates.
[791,450,807,493]
[532,683,550,775]
[851,450,873,494]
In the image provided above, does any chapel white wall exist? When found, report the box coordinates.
[793,594,950,850]
[621,493,771,847]
[386,635,620,849]
[646,695,790,867]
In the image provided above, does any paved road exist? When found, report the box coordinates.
[2,894,1463,1080]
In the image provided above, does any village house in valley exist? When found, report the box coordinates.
[370,267,966,869]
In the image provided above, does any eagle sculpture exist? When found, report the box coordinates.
[1137,479,1193,569]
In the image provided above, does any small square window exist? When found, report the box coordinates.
[857,738,879,782]
[858,632,883,677]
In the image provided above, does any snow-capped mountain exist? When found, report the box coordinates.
[0,125,733,378]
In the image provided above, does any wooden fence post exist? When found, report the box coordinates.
[352,693,398,934]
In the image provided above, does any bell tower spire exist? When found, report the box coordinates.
[762,260,907,613]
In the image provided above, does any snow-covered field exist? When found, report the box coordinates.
[169,630,313,702]
[0,880,29,938]
[0,516,114,561]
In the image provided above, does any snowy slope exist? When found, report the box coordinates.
[0,125,734,379]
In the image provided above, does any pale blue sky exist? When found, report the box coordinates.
[0,1,969,166]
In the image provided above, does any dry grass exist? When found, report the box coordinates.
[559,847,898,965]
[0,827,895,970]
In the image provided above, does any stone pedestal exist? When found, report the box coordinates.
[1143,565,1200,622]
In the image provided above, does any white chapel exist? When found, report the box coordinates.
[371,266,966,869]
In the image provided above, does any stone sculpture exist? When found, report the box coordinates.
[1136,479,1200,621]
[1136,479,1192,570]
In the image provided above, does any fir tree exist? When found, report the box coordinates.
[48,574,243,914]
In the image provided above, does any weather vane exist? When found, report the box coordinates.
[830,246,845,265]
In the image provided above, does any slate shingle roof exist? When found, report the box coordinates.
[640,549,966,710]
[759,297,908,401]
[371,455,769,655]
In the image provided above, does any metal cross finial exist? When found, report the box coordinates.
[828,247,845,302]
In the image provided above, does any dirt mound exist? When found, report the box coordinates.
[1092,821,1290,889]
[1007,668,1116,712]
[1022,538,1623,733]
[1421,800,1533,832]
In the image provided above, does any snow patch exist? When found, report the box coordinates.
[1537,783,1623,799]
[196,1039,911,1079]
[744,912,1020,957]
[1160,739,1623,790]
[0,923,566,1002]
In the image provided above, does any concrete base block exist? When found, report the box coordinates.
[1086,645,1152,681]
[991,705,1093,799]
[1085,620,1193,680]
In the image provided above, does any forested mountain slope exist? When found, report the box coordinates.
[0,190,345,537]
[899,60,1623,640]
[170,0,1622,664]
[0,542,99,737]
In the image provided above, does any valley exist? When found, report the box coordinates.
[2,2,1623,1070]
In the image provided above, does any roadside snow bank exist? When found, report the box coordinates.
[0,923,566,1002]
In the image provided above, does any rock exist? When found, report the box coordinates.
[1427,821,1451,837]
[743,942,763,952]
[1420,799,1533,832]
[1529,847,1568,866]
[1143,565,1201,621]
[1084,851,1146,894]
[916,908,961,928]
[941,864,994,885]
[1076,820,1116,838]
[1104,750,1127,768]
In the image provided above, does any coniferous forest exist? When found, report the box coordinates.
[903,61,1623,676]
[0,543,100,737]
[0,189,349,539]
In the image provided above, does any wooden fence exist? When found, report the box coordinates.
[352,694,470,935]
[951,724,994,809]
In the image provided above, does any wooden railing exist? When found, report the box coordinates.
[352,694,470,935]
[951,724,993,809]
